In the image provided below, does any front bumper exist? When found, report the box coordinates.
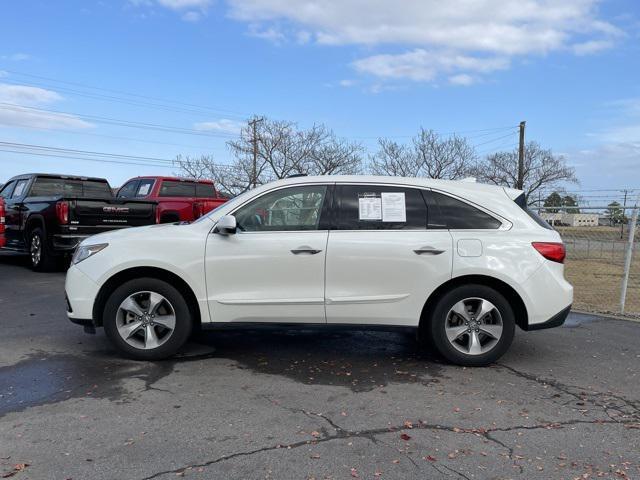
[65,264,100,322]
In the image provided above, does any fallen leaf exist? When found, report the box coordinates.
[350,467,359,478]
[2,464,30,479]
[424,455,437,462]
[403,420,413,429]
[400,433,411,441]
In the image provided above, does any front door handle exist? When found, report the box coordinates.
[291,246,323,255]
[414,246,445,255]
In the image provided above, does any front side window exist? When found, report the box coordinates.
[235,185,327,232]
[335,185,428,230]
[429,191,501,229]
[117,180,139,198]
[159,181,196,197]
[0,181,16,199]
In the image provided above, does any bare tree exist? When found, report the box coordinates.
[473,142,578,203]
[175,118,364,196]
[369,128,476,179]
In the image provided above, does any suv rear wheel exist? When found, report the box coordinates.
[103,278,192,360]
[425,284,515,366]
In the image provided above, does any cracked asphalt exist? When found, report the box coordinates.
[0,254,639,480]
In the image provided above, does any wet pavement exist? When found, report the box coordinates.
[0,254,639,479]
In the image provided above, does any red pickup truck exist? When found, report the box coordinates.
[116,176,227,223]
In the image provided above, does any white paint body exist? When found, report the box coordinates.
[66,176,573,329]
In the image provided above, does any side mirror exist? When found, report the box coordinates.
[214,215,237,235]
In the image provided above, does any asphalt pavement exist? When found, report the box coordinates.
[0,253,638,480]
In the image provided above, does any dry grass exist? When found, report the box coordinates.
[564,257,640,315]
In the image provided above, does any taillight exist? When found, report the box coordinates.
[532,242,566,263]
[193,202,203,219]
[0,199,5,248]
[56,201,69,224]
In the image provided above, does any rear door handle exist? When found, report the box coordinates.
[291,246,323,255]
[414,246,445,255]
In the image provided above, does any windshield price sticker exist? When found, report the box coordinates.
[381,192,406,222]
[358,193,382,221]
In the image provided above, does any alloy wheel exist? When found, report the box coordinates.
[30,234,41,267]
[445,297,503,356]
[116,291,176,350]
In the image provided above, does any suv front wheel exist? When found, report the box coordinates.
[426,284,515,366]
[103,278,192,360]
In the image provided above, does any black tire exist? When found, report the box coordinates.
[103,277,193,360]
[424,284,515,367]
[28,227,58,272]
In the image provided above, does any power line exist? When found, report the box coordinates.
[2,69,251,118]
[0,102,239,139]
[0,140,238,171]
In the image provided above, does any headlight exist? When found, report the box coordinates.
[72,243,108,264]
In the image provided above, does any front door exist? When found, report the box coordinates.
[325,184,453,326]
[205,184,331,323]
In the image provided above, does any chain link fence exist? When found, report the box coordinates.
[538,206,640,318]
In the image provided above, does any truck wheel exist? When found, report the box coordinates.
[28,228,58,272]
[425,284,515,367]
[103,277,192,360]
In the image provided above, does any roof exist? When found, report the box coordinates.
[261,175,522,198]
[8,173,109,182]
[127,176,214,184]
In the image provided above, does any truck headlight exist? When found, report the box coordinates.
[72,243,109,265]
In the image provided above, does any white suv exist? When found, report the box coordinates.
[65,176,573,366]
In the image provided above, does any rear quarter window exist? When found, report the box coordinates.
[514,193,554,230]
[159,181,196,197]
[196,183,217,197]
[429,191,501,229]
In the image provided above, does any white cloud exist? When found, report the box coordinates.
[353,49,508,82]
[129,0,211,21]
[194,118,244,133]
[449,74,476,86]
[571,39,614,55]
[0,53,31,61]
[227,0,622,83]
[0,84,62,106]
[0,83,93,131]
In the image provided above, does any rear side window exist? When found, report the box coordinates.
[30,177,112,198]
[429,191,501,229]
[12,180,29,198]
[136,179,155,197]
[335,185,428,230]
[160,181,196,197]
[196,183,217,198]
[514,192,553,230]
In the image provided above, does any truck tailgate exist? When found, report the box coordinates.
[70,198,156,227]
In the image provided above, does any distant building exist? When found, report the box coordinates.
[540,212,599,227]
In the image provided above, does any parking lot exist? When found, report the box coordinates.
[0,254,638,480]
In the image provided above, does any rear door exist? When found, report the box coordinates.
[325,183,453,326]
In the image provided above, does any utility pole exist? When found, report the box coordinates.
[248,116,264,189]
[517,121,526,190]
[621,189,628,239]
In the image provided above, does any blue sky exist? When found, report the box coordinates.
[0,0,639,198]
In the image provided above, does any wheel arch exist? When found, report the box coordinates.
[24,214,45,238]
[92,266,202,329]
[419,274,528,331]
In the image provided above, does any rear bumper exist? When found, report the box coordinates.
[522,305,571,331]
[52,234,91,252]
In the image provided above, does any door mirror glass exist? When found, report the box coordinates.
[214,215,237,235]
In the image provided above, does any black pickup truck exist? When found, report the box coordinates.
[0,173,156,271]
